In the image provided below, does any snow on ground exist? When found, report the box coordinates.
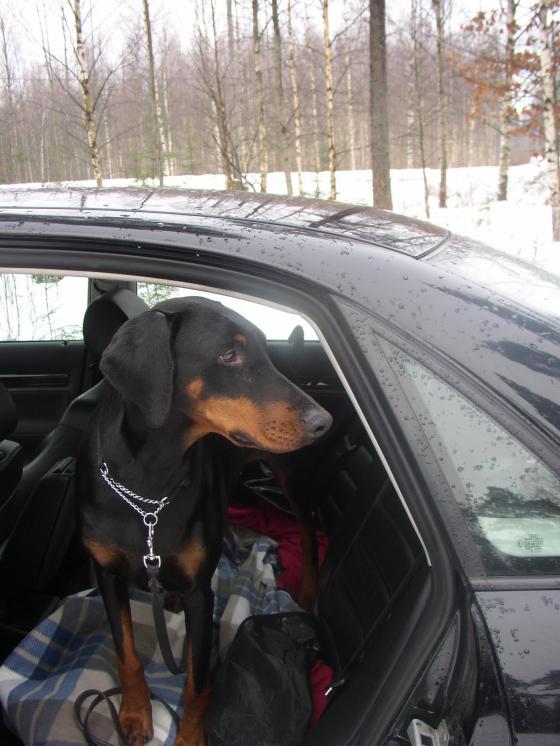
[2,162,559,276]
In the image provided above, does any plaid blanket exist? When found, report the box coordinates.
[0,526,299,746]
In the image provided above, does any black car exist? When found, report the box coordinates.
[0,188,558,746]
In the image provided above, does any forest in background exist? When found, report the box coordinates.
[0,0,558,236]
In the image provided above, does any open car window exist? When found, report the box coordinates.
[137,282,319,341]
[0,272,87,342]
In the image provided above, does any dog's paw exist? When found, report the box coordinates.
[120,707,154,745]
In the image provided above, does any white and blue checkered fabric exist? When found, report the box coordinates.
[0,525,299,746]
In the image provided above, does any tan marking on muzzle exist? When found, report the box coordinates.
[189,395,306,451]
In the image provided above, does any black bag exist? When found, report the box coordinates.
[205,612,322,746]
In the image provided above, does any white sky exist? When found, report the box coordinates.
[7,0,507,73]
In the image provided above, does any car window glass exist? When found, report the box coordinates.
[387,346,560,576]
[137,282,318,341]
[0,272,87,341]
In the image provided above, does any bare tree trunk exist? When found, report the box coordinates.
[305,11,322,196]
[322,0,336,200]
[72,0,103,187]
[142,0,168,184]
[226,0,235,58]
[209,0,235,190]
[345,51,357,171]
[538,0,560,240]
[61,2,70,91]
[288,0,303,195]
[369,0,393,209]
[226,0,243,184]
[497,0,517,201]
[406,59,415,169]
[104,109,113,179]
[411,0,429,217]
[432,0,447,207]
[39,0,56,182]
[252,0,268,192]
[0,15,18,183]
[39,110,46,184]
[162,60,175,175]
[272,0,293,195]
[234,4,249,178]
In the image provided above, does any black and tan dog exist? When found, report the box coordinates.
[77,296,332,746]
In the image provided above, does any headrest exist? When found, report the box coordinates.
[82,288,149,360]
[0,381,17,438]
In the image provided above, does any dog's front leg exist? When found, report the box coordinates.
[94,563,153,746]
[174,585,213,746]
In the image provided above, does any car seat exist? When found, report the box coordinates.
[0,288,148,616]
[0,381,23,517]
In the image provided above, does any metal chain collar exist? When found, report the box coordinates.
[99,462,169,569]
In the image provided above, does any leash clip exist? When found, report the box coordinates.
[143,553,161,569]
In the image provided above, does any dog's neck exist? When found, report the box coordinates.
[101,397,205,497]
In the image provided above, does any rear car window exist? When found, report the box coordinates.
[0,272,87,341]
[387,348,560,576]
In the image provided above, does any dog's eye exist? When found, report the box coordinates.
[218,349,239,365]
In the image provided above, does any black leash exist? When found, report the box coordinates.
[74,686,181,746]
[74,564,188,742]
[146,561,188,675]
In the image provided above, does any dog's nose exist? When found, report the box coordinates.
[301,407,333,440]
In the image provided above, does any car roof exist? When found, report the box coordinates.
[0,187,558,447]
[0,187,448,257]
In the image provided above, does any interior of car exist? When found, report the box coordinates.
[0,273,430,745]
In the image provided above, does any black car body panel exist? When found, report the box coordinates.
[0,188,559,745]
[476,590,560,744]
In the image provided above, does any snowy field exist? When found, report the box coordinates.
[2,161,559,276]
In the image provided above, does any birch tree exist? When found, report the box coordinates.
[322,0,336,200]
[369,0,392,209]
[142,0,169,184]
[271,0,293,195]
[304,15,322,195]
[252,0,268,192]
[432,0,447,207]
[193,0,240,190]
[287,0,304,195]
[411,0,430,217]
[345,49,357,171]
[0,14,18,183]
[72,0,102,186]
[497,0,518,201]
[536,0,560,240]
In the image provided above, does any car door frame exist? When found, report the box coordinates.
[0,228,467,745]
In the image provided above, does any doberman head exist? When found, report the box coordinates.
[100,295,332,453]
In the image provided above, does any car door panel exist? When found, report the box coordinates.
[476,590,560,744]
[0,341,87,455]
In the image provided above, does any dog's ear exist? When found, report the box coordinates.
[100,310,174,429]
